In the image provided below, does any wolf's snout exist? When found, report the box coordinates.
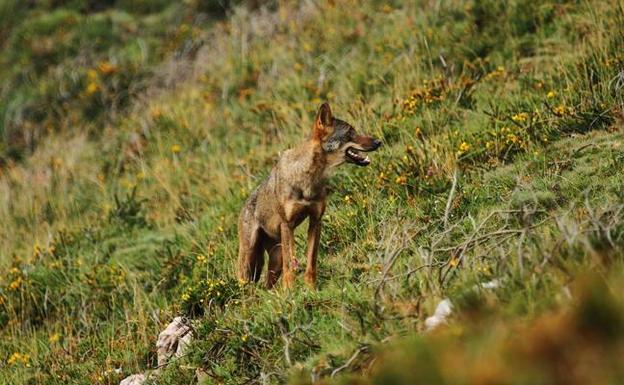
[372,139,382,150]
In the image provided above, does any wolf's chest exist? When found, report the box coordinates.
[282,197,324,226]
[290,184,324,202]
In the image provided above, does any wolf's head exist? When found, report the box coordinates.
[312,103,381,167]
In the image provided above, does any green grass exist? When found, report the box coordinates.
[1,0,624,384]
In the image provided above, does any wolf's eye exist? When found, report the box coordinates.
[323,139,340,152]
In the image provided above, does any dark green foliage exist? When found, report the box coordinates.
[109,187,149,228]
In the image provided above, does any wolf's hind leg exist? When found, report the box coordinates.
[265,241,282,289]
[237,222,264,283]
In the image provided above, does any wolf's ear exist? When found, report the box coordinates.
[313,102,334,140]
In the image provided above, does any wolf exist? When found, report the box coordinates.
[237,103,381,288]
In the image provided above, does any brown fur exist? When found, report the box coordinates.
[237,103,381,289]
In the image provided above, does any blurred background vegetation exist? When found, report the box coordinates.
[0,0,246,162]
[0,0,623,384]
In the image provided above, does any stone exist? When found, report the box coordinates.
[119,373,146,385]
[424,298,453,331]
[156,316,193,366]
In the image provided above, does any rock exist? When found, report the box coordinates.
[119,317,193,385]
[424,298,453,331]
[156,316,193,366]
[481,279,501,289]
[119,373,146,385]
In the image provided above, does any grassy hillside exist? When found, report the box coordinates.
[1,0,623,384]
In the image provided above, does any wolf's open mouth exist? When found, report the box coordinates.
[346,147,371,166]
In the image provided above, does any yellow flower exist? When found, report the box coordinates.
[151,107,162,119]
[546,90,557,99]
[485,141,494,150]
[196,254,207,264]
[171,144,181,153]
[458,141,471,153]
[395,175,407,185]
[7,352,20,366]
[485,66,505,80]
[181,293,190,301]
[98,61,117,75]
[511,112,528,122]
[86,82,99,95]
[87,69,98,80]
[49,333,60,343]
[9,277,22,291]
[382,4,393,13]
[241,334,249,342]
[553,105,566,116]
[7,352,29,366]
[506,133,519,144]
[343,195,352,203]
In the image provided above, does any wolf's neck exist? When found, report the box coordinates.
[282,143,327,193]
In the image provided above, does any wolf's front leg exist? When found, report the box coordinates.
[280,222,296,288]
[304,217,321,288]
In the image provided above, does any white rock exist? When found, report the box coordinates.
[156,316,193,366]
[177,329,192,357]
[480,279,501,289]
[120,374,146,385]
[424,298,453,331]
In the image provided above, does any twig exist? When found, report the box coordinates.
[154,352,190,370]
[443,169,459,230]
[367,263,439,284]
[280,332,291,367]
[330,345,369,378]
[517,229,526,277]
[438,213,550,286]
[374,224,425,298]
[435,229,524,252]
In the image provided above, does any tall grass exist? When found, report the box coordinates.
[1,1,623,384]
